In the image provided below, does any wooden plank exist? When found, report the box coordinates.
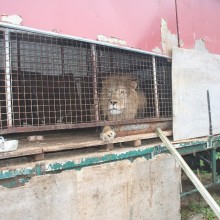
[116,121,172,137]
[172,48,220,141]
[0,131,172,159]
[31,153,45,161]
[43,130,173,153]
[0,147,43,160]
[156,128,220,219]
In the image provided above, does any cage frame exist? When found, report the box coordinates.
[0,22,172,134]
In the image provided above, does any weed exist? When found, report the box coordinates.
[181,198,220,220]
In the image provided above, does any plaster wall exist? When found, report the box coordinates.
[0,154,181,220]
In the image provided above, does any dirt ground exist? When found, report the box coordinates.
[181,172,220,220]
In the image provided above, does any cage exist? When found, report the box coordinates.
[0,24,172,137]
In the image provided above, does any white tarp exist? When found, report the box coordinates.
[172,48,220,141]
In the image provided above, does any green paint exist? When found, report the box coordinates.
[0,177,31,188]
[46,147,155,172]
[173,144,208,155]
[1,135,220,188]
[212,140,220,148]
[211,148,217,183]
[35,165,42,176]
[47,161,75,171]
[1,180,18,188]
[0,167,35,180]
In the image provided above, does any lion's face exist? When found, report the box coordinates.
[100,75,142,121]
[107,84,128,115]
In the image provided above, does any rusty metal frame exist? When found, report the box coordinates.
[0,118,172,134]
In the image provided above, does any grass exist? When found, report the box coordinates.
[182,201,219,220]
[181,169,220,220]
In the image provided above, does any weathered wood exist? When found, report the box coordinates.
[106,143,114,151]
[0,147,43,160]
[0,131,172,160]
[116,121,172,137]
[43,130,173,153]
[31,153,45,161]
[156,127,220,219]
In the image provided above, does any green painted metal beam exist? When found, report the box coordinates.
[44,147,155,172]
[0,135,220,188]
[0,167,36,179]
[0,147,155,181]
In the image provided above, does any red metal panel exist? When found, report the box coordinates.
[176,0,220,54]
[1,0,177,53]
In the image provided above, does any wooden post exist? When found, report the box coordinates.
[156,128,220,219]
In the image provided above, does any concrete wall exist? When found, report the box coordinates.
[0,154,181,220]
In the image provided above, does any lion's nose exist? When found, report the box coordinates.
[110,101,117,106]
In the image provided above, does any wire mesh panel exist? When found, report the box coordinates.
[0,25,172,134]
[0,31,6,130]
[96,45,172,124]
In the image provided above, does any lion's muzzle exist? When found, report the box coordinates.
[108,99,123,115]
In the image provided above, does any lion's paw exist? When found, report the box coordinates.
[100,126,116,142]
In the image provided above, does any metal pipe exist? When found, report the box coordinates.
[197,154,211,166]
[91,44,99,122]
[181,182,220,198]
[152,56,160,118]
[156,128,220,219]
[211,147,217,183]
[207,90,213,136]
[4,29,12,127]
[207,90,216,183]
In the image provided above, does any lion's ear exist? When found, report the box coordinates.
[128,80,137,90]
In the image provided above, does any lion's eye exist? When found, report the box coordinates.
[120,90,125,94]
[108,89,112,95]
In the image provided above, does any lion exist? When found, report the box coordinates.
[99,75,147,146]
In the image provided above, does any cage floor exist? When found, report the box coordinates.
[0,130,173,160]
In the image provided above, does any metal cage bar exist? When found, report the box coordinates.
[4,29,13,127]
[91,44,99,122]
[152,56,160,118]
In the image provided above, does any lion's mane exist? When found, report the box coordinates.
[100,75,146,121]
